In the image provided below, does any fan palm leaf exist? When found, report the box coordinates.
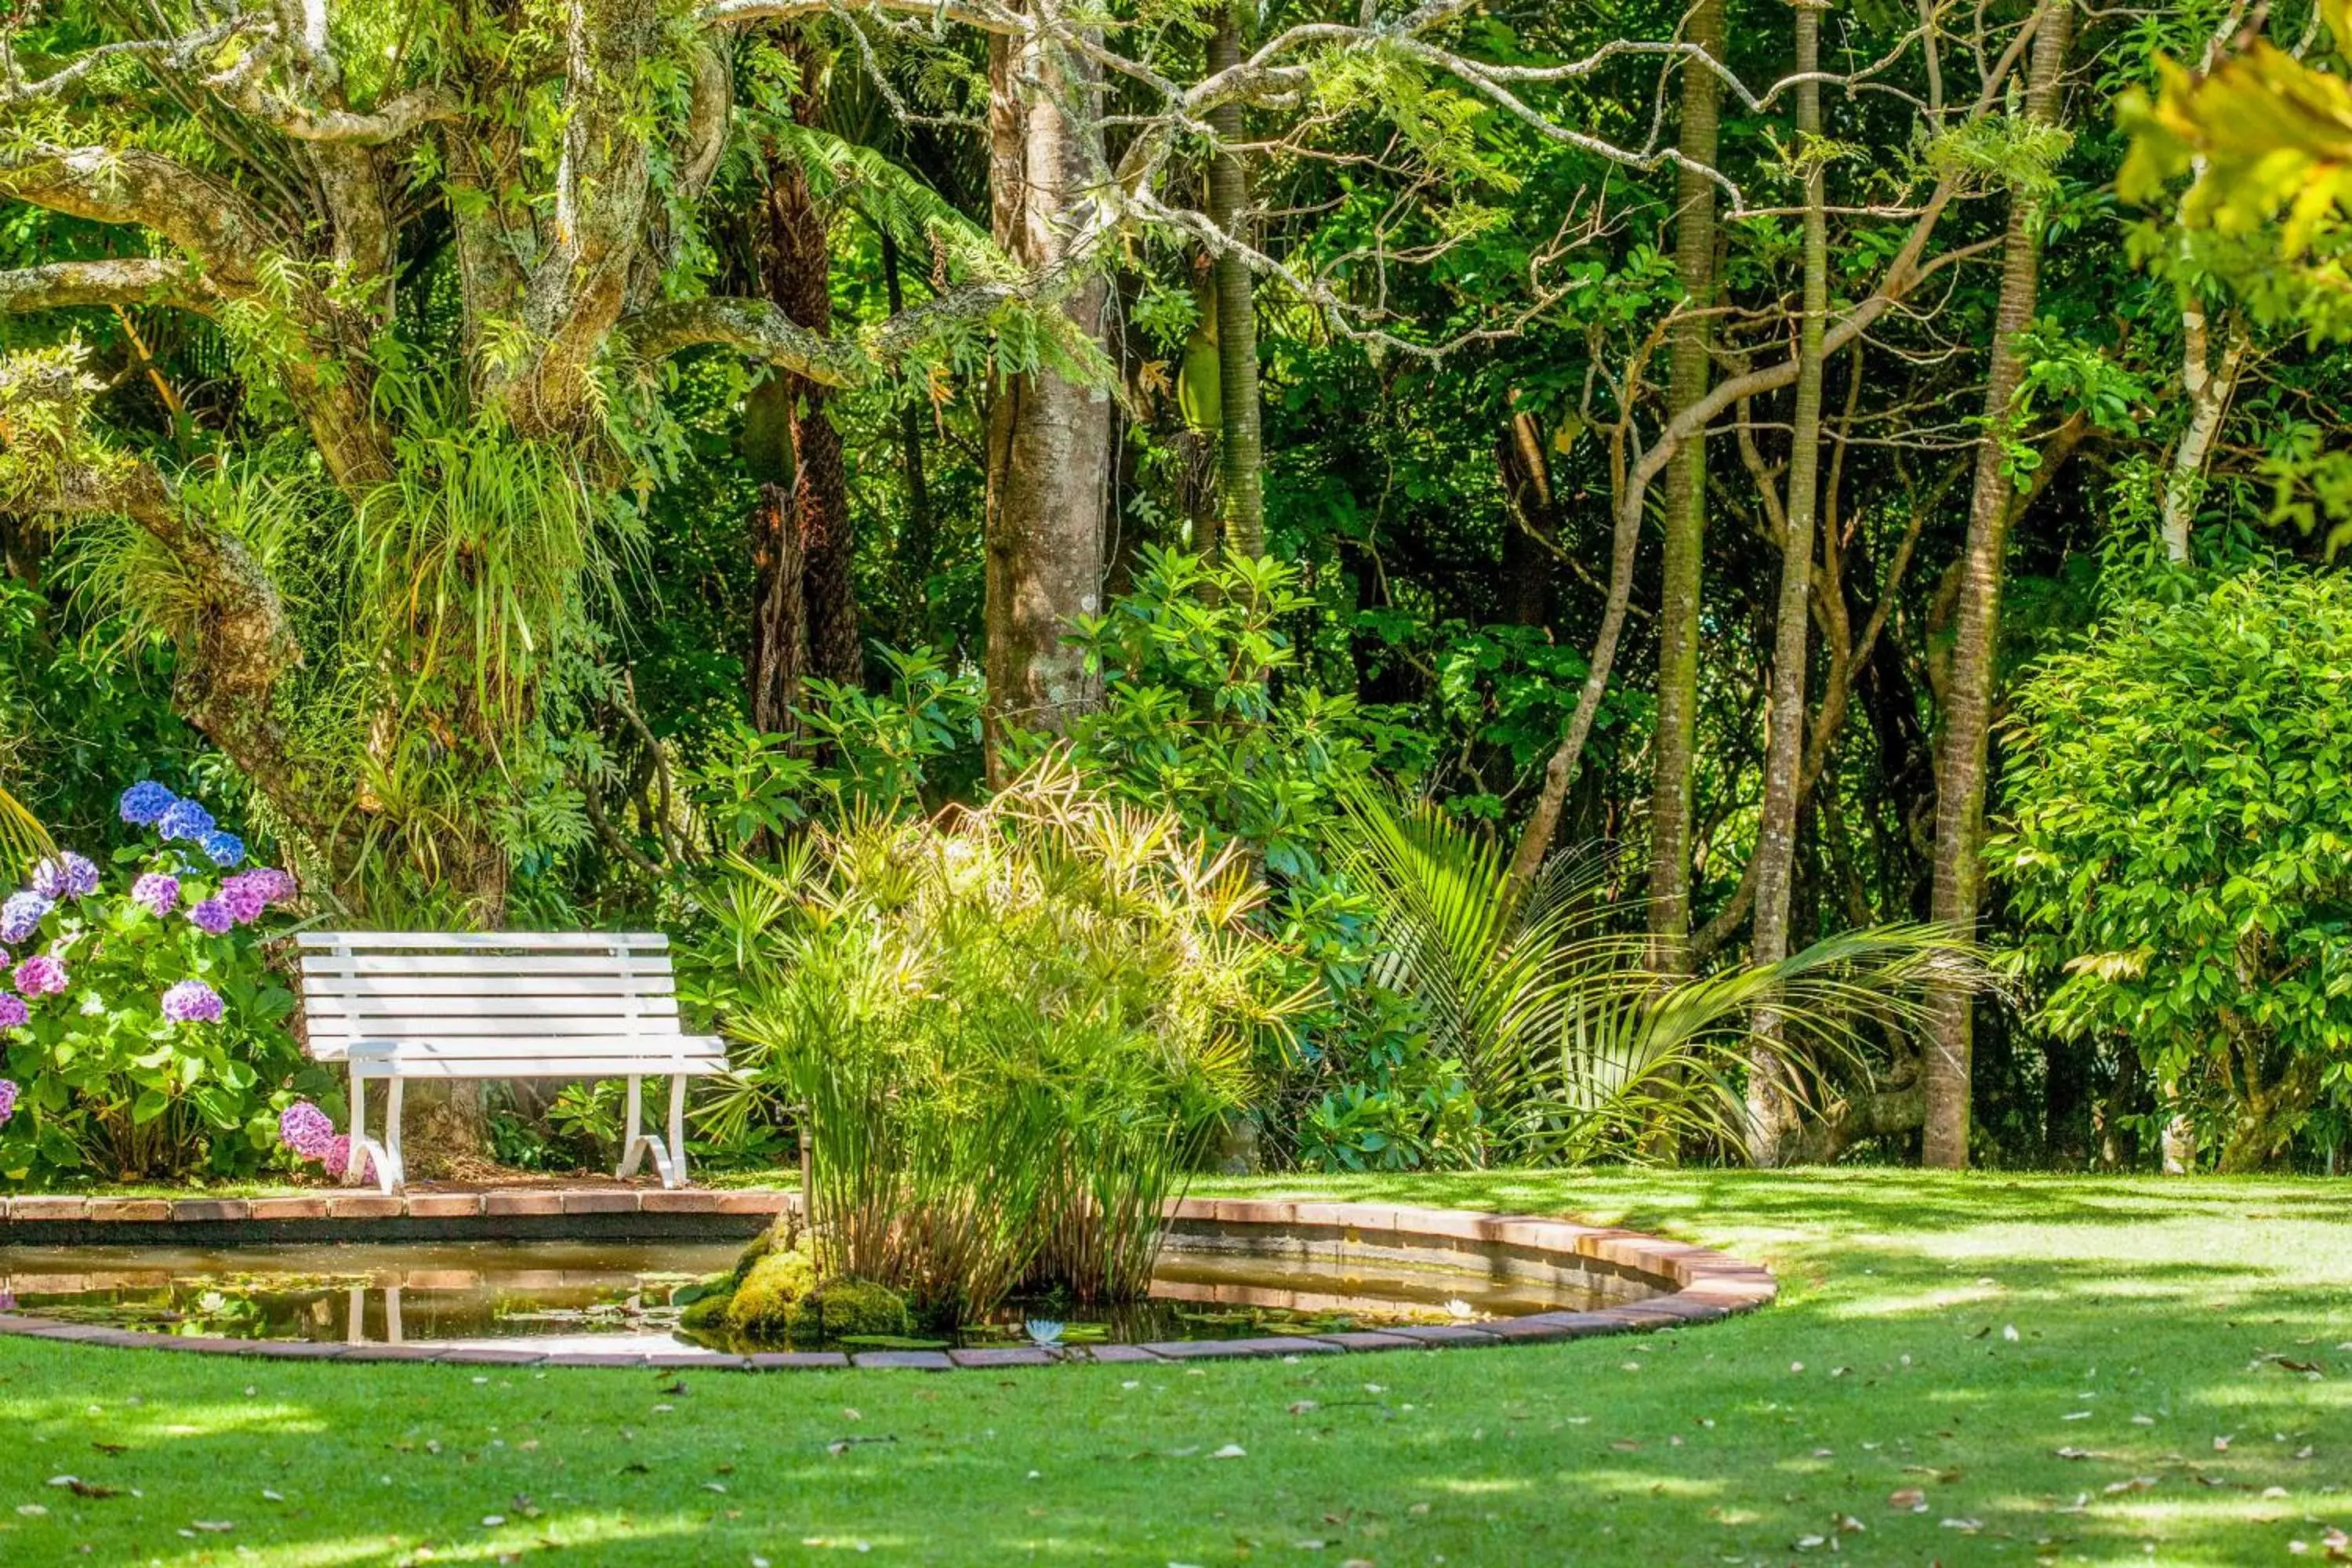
[1337,789,1971,1163]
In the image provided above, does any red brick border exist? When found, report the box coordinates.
[0,1196,1773,1371]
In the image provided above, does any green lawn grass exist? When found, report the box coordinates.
[0,1171,2343,1566]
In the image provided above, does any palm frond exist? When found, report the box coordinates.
[1338,786,1975,1163]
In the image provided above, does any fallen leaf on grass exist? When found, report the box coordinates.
[1888,1489,1928,1512]
[191,1520,234,1532]
[1209,1444,1247,1459]
[89,1443,126,1457]
[2101,1476,2157,1494]
[1942,1519,1984,1533]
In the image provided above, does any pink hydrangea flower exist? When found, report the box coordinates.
[160,978,223,1023]
[188,898,235,937]
[0,1078,16,1127]
[13,955,67,997]
[0,992,27,1029]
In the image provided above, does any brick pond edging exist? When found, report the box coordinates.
[0,1193,1774,1371]
[0,1184,789,1246]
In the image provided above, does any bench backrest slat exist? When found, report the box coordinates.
[295,931,703,1066]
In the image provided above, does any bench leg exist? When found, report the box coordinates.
[617,1073,688,1189]
[345,1062,403,1195]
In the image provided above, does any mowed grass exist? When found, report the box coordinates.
[0,1171,2344,1566]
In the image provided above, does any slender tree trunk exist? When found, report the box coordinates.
[1646,0,1726,977]
[1207,4,1264,560]
[2158,303,2245,563]
[752,42,861,695]
[1922,0,2073,1169]
[1748,0,1831,1167]
[983,2,1111,776]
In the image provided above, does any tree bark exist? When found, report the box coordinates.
[1646,0,1726,977]
[2158,303,2245,563]
[1922,0,2073,1169]
[1207,5,1265,561]
[880,231,937,618]
[748,479,808,734]
[752,38,862,695]
[1748,0,1831,1167]
[982,2,1111,776]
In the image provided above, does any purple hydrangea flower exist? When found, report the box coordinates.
[198,831,245,868]
[132,872,182,918]
[0,891,53,945]
[240,867,296,906]
[31,852,100,901]
[220,877,268,925]
[189,898,236,936]
[0,993,25,1029]
[0,1078,16,1127]
[157,798,216,844]
[278,1100,337,1160]
[13,955,67,998]
[118,781,177,826]
[160,978,223,1024]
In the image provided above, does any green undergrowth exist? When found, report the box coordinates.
[0,1170,2343,1566]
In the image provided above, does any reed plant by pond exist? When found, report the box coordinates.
[707,759,1305,1322]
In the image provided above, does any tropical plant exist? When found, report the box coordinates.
[714,757,1303,1317]
[1335,790,1968,1163]
[0,782,315,1183]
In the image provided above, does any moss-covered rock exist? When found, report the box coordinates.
[728,1247,820,1337]
[678,1289,735,1333]
[729,1226,779,1288]
[805,1278,912,1338]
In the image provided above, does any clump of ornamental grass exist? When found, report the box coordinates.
[720,756,1304,1322]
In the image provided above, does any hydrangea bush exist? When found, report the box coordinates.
[0,782,330,1183]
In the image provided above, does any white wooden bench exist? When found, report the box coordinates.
[293,932,726,1195]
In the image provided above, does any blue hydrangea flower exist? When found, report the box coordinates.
[156,798,216,844]
[198,831,245,868]
[118,781,177,826]
[0,891,53,946]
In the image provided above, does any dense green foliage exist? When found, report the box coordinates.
[5,0,2352,1178]
[1995,568,2352,1171]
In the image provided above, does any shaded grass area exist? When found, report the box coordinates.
[0,1170,2343,1565]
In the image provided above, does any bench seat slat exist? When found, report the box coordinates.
[295,931,670,952]
[329,1033,724,1058]
[347,1056,727,1080]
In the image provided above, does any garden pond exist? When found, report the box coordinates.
[0,1229,1641,1354]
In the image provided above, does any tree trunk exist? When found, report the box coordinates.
[2158,303,2245,563]
[1207,5,1265,561]
[753,42,862,693]
[1646,0,1726,977]
[880,231,937,620]
[1922,0,2073,1169]
[748,478,808,734]
[1748,0,1830,1167]
[983,4,1111,776]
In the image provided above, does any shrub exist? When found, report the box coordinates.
[1993,568,2352,1170]
[0,783,314,1183]
[719,757,1303,1316]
